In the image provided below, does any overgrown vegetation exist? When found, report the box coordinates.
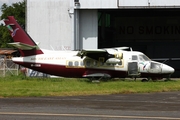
[0,75,179,97]
[0,0,25,48]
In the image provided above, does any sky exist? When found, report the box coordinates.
[0,0,23,15]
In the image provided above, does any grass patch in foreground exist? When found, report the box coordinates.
[0,76,179,97]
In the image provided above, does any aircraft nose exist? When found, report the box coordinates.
[161,64,175,74]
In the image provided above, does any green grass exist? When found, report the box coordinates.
[0,75,180,97]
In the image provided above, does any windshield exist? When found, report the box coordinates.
[139,54,151,61]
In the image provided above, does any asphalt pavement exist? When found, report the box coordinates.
[0,92,180,120]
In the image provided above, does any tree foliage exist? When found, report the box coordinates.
[0,0,25,48]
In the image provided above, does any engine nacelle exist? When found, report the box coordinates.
[105,58,121,64]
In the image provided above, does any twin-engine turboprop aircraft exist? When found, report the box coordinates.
[3,16,174,81]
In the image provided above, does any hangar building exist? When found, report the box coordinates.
[26,0,180,77]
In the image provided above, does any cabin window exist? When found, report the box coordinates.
[86,60,91,67]
[80,61,84,66]
[66,60,85,68]
[74,61,79,66]
[93,61,98,66]
[85,60,98,67]
[132,55,138,60]
[68,61,73,66]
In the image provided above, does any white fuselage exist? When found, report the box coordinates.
[12,50,174,79]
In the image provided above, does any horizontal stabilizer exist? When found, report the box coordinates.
[8,42,39,50]
[4,16,43,56]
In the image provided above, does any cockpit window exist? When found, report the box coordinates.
[151,62,161,69]
[139,55,151,61]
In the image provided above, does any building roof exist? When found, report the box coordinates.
[0,49,17,55]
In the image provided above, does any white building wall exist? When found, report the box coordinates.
[26,0,73,50]
[79,10,97,49]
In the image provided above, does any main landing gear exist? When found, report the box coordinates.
[140,76,172,82]
[141,78,149,82]
[133,77,149,82]
[88,76,110,83]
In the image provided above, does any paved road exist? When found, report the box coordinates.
[0,92,180,120]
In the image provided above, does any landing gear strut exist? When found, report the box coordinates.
[164,75,172,81]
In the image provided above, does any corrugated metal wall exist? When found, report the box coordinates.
[26,0,73,50]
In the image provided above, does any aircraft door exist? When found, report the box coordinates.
[128,55,140,76]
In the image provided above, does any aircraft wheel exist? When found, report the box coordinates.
[141,78,149,82]
[89,77,102,83]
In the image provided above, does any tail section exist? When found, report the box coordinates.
[4,16,43,56]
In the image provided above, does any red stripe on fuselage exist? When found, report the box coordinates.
[14,61,127,78]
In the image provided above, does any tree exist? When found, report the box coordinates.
[0,0,25,48]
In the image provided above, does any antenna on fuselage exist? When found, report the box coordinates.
[50,45,55,51]
[130,47,133,51]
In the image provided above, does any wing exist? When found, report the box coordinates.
[77,48,123,63]
[77,49,107,59]
[77,49,113,62]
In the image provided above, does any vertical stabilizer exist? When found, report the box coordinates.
[4,16,43,56]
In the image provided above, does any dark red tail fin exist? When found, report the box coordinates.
[4,16,43,56]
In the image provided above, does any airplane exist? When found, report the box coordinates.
[3,16,174,81]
